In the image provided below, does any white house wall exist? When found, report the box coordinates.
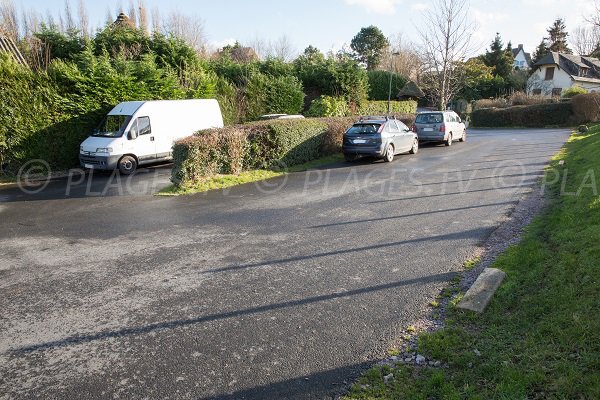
[575,81,600,92]
[528,66,573,96]
[514,50,529,69]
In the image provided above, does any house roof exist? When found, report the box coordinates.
[512,47,532,65]
[534,51,600,80]
[397,81,425,98]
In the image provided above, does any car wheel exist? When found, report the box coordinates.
[445,134,453,147]
[118,155,137,175]
[384,144,395,162]
[459,131,467,142]
[409,138,419,154]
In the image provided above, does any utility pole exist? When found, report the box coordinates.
[387,52,400,114]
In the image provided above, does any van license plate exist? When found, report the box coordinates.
[353,139,367,144]
[423,128,433,132]
[84,164,94,169]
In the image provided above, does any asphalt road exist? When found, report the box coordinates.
[0,128,571,399]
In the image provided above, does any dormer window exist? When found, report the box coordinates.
[580,67,589,77]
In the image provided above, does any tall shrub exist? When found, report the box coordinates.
[367,70,407,101]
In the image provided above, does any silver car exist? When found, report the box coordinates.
[412,111,466,146]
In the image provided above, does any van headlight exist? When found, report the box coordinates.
[95,147,113,154]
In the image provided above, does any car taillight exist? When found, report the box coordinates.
[439,124,446,132]
[411,124,416,132]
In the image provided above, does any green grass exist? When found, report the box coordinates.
[157,154,343,196]
[345,126,600,399]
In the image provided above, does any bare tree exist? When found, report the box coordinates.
[151,7,160,34]
[0,0,19,41]
[586,1,600,29]
[105,6,113,26]
[163,11,206,52]
[417,0,475,110]
[270,35,296,61]
[571,25,600,55]
[247,35,267,60]
[381,33,423,81]
[128,0,137,28]
[138,0,148,33]
[63,0,75,31]
[22,9,41,38]
[78,0,89,37]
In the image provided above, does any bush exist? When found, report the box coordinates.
[171,127,247,184]
[367,70,407,101]
[245,73,305,120]
[172,119,334,185]
[563,86,588,99]
[306,96,350,117]
[572,93,600,123]
[357,100,417,115]
[471,102,574,127]
[317,117,357,154]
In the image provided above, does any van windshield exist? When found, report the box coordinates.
[93,115,132,137]
[416,113,443,124]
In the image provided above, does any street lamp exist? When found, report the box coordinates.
[387,52,400,115]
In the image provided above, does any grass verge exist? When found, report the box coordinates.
[157,154,343,196]
[345,125,600,399]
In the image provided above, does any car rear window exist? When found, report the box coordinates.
[347,124,381,134]
[416,113,443,124]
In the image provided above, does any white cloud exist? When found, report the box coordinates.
[411,3,430,11]
[344,0,404,15]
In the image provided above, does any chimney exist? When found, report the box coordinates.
[518,44,523,49]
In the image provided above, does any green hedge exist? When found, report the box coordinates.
[471,102,574,127]
[357,100,417,115]
[172,119,337,185]
[367,70,407,101]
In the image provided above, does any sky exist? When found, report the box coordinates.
[12,0,598,57]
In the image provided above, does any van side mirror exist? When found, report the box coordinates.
[128,128,138,140]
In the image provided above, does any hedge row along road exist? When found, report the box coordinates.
[0,128,570,399]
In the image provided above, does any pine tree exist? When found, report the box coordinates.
[546,18,572,54]
[532,39,550,65]
[481,33,514,79]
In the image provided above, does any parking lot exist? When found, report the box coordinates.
[0,128,570,399]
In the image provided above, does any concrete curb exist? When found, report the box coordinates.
[457,268,506,313]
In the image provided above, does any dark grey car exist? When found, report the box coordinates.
[342,116,419,162]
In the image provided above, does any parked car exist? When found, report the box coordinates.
[412,111,466,146]
[79,99,224,174]
[343,116,419,163]
[258,114,305,120]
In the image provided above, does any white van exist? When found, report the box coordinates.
[79,99,224,174]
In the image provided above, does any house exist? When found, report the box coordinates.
[512,44,531,70]
[527,52,600,96]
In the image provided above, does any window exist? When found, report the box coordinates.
[388,121,400,133]
[130,116,152,136]
[545,67,555,80]
[532,89,542,95]
[552,88,562,96]
[580,67,589,77]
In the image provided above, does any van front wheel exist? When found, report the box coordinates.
[118,155,137,175]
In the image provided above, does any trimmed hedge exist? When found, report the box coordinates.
[471,102,574,127]
[172,119,343,185]
[572,93,600,123]
[358,100,417,115]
